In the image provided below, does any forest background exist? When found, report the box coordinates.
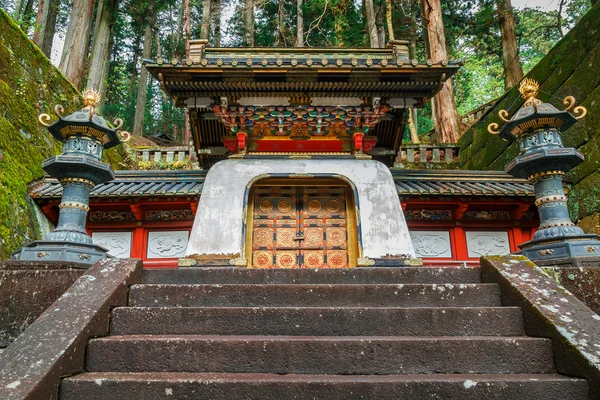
[0,0,596,146]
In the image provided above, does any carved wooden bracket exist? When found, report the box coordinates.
[129,204,144,221]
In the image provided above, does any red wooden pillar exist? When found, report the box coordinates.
[512,227,524,252]
[131,226,145,259]
[453,226,469,260]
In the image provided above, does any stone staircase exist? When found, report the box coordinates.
[60,267,589,399]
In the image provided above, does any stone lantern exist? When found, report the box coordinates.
[14,89,130,265]
[488,78,600,261]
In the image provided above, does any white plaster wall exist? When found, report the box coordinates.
[186,159,415,259]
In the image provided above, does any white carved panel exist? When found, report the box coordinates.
[410,231,452,258]
[92,231,132,258]
[465,231,510,258]
[147,231,189,258]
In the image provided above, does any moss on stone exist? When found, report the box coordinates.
[569,171,600,221]
[459,4,600,224]
[0,9,123,259]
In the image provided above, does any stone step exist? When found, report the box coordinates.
[60,372,590,400]
[143,267,482,285]
[86,335,554,375]
[111,306,525,337]
[129,283,501,308]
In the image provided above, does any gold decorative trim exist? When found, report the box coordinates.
[289,173,314,178]
[487,122,500,135]
[498,109,510,123]
[539,221,575,229]
[229,257,248,266]
[178,258,198,267]
[563,96,576,111]
[535,195,568,206]
[246,174,271,188]
[405,257,424,266]
[60,177,95,188]
[59,201,90,212]
[528,170,564,181]
[332,174,356,190]
[574,106,587,120]
[357,257,375,266]
[38,113,52,126]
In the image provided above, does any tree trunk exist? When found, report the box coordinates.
[86,0,117,112]
[295,0,303,47]
[33,0,58,57]
[243,0,255,46]
[364,0,379,47]
[13,0,26,18]
[408,108,419,143]
[375,2,386,47]
[213,0,221,46]
[276,0,286,46]
[133,22,153,136]
[385,0,394,41]
[59,0,96,89]
[497,0,523,89]
[185,0,191,58]
[129,32,142,99]
[421,0,461,144]
[200,0,211,40]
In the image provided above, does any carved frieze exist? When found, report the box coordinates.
[405,209,452,220]
[462,210,510,220]
[465,231,510,258]
[89,211,136,222]
[144,210,194,221]
[147,231,189,258]
[410,231,452,258]
[91,231,132,258]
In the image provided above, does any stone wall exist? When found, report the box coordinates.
[458,3,600,231]
[0,9,125,259]
[0,261,86,347]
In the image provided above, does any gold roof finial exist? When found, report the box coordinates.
[82,88,101,108]
[519,78,539,101]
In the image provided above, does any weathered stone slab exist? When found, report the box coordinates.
[0,258,143,400]
[480,255,600,399]
[0,261,86,347]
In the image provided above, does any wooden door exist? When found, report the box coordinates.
[250,185,351,268]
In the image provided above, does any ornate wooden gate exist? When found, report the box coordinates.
[249,183,353,268]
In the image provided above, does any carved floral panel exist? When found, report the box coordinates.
[147,231,189,258]
[409,231,452,258]
[92,231,132,258]
[465,231,510,257]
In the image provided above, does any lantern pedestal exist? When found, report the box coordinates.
[518,234,600,261]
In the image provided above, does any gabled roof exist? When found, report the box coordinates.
[29,169,533,200]
[145,42,462,105]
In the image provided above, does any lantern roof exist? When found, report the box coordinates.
[488,78,587,141]
[38,89,129,149]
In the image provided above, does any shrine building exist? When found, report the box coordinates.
[30,41,539,268]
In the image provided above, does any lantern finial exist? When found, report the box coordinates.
[82,88,101,108]
[519,78,539,101]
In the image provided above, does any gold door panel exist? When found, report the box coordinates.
[250,184,353,268]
